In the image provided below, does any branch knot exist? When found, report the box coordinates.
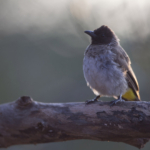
[16,96,34,107]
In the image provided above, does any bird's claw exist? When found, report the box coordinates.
[85,95,100,104]
[85,98,98,104]
[110,98,125,106]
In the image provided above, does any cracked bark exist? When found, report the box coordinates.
[0,96,150,149]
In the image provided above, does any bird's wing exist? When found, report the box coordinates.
[111,46,140,100]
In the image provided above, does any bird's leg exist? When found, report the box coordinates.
[110,94,125,106]
[86,95,101,104]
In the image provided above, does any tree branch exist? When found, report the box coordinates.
[0,96,150,149]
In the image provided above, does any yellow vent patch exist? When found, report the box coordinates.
[122,88,136,101]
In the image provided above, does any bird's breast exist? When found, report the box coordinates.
[83,49,128,96]
[83,54,111,88]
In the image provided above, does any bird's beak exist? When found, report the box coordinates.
[84,30,97,38]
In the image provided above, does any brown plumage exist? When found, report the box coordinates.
[111,47,140,100]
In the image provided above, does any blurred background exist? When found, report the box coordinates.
[0,0,150,149]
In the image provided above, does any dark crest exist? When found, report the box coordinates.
[85,25,116,45]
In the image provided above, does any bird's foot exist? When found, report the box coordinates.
[110,95,125,106]
[85,98,98,104]
[85,95,100,104]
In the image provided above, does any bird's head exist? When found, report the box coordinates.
[84,25,118,45]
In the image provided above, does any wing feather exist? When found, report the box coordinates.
[111,46,140,100]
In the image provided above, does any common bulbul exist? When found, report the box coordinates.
[83,25,140,105]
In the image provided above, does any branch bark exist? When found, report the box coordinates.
[0,96,150,149]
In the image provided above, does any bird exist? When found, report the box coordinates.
[83,25,140,105]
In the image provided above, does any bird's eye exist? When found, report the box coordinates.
[101,34,105,37]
